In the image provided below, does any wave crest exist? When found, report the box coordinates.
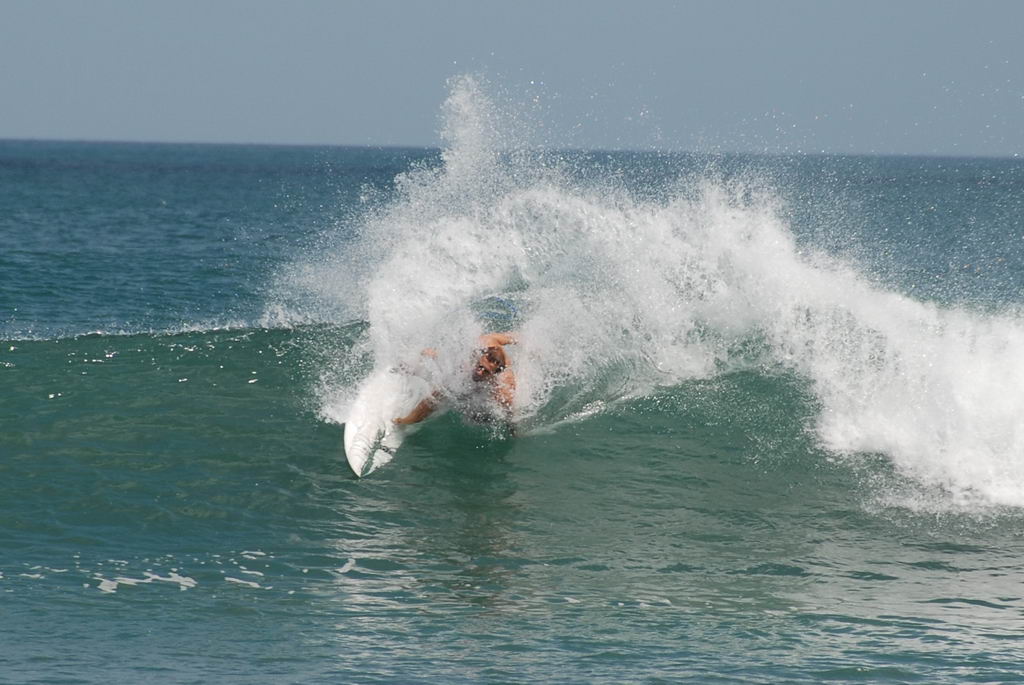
[289,76,1024,508]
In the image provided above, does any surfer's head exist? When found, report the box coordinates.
[472,346,506,382]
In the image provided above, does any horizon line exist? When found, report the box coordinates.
[0,135,1021,163]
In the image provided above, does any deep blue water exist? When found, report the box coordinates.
[2,127,1024,684]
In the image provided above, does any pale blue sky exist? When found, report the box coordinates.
[2,0,1022,156]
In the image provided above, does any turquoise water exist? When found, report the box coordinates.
[4,82,1024,683]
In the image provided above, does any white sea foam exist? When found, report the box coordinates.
[94,571,197,594]
[225,576,261,589]
[293,76,1024,509]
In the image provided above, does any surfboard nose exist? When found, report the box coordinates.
[343,425,378,477]
[342,369,428,477]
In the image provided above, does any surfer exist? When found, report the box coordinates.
[393,332,517,426]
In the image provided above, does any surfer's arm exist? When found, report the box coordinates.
[493,370,516,412]
[494,371,517,436]
[393,393,440,425]
[479,332,517,348]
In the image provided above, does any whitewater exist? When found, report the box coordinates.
[279,77,1024,508]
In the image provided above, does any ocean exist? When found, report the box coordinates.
[3,79,1024,683]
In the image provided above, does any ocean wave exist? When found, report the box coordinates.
[278,75,1024,508]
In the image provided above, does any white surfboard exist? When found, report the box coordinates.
[343,368,430,477]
